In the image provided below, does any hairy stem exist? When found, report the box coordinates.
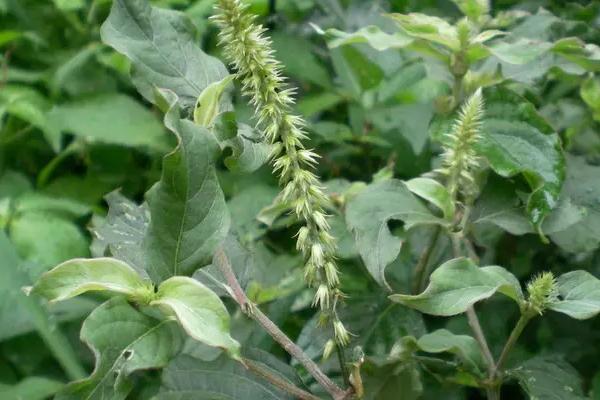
[214,247,350,400]
[243,357,321,400]
[494,314,532,377]
[466,306,495,375]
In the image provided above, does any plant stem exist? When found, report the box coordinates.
[214,247,350,400]
[466,306,495,375]
[412,227,441,294]
[486,387,500,400]
[493,314,532,377]
[336,341,350,387]
[243,357,321,400]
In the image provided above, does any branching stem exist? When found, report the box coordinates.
[243,357,321,400]
[493,314,532,377]
[214,246,351,400]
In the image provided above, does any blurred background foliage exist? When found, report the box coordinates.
[1,0,600,399]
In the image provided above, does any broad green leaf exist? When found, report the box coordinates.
[144,89,230,282]
[297,92,345,117]
[345,179,444,289]
[478,87,565,234]
[416,329,486,373]
[152,276,240,358]
[272,31,331,88]
[91,191,149,277]
[0,30,22,47]
[390,257,524,316]
[0,377,63,400]
[213,112,272,173]
[322,25,413,51]
[194,235,255,299]
[471,175,584,237]
[0,170,32,199]
[549,271,600,320]
[56,297,182,400]
[101,0,229,108]
[361,358,423,400]
[508,356,586,400]
[0,232,86,380]
[296,296,425,364]
[0,85,59,149]
[581,75,600,120]
[488,38,553,65]
[406,178,455,220]
[550,157,600,252]
[331,45,384,99]
[388,13,459,51]
[12,192,90,219]
[193,75,234,127]
[9,211,90,268]
[47,94,169,151]
[370,103,434,154]
[27,258,152,303]
[155,353,295,399]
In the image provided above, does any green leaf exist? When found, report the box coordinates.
[155,353,296,399]
[322,25,413,52]
[390,257,524,316]
[0,231,86,380]
[144,89,230,282]
[345,179,444,289]
[370,103,434,154]
[213,112,272,173]
[193,75,234,127]
[416,329,486,373]
[0,377,63,400]
[297,296,425,363]
[488,38,553,65]
[550,157,600,252]
[56,297,182,400]
[0,85,59,150]
[478,87,565,235]
[471,175,584,237]
[389,13,459,51]
[91,191,149,277]
[549,270,600,320]
[100,0,229,108]
[152,276,240,358]
[361,358,423,400]
[47,94,169,151]
[331,45,384,99]
[9,211,90,268]
[406,177,455,220]
[28,258,152,303]
[272,31,331,88]
[581,75,600,113]
[508,355,586,400]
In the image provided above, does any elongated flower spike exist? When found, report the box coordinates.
[213,0,349,345]
[439,88,484,203]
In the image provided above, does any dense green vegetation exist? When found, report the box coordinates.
[1,0,600,399]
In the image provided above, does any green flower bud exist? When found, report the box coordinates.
[527,271,559,315]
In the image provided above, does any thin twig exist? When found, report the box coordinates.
[243,357,321,400]
[214,246,350,400]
